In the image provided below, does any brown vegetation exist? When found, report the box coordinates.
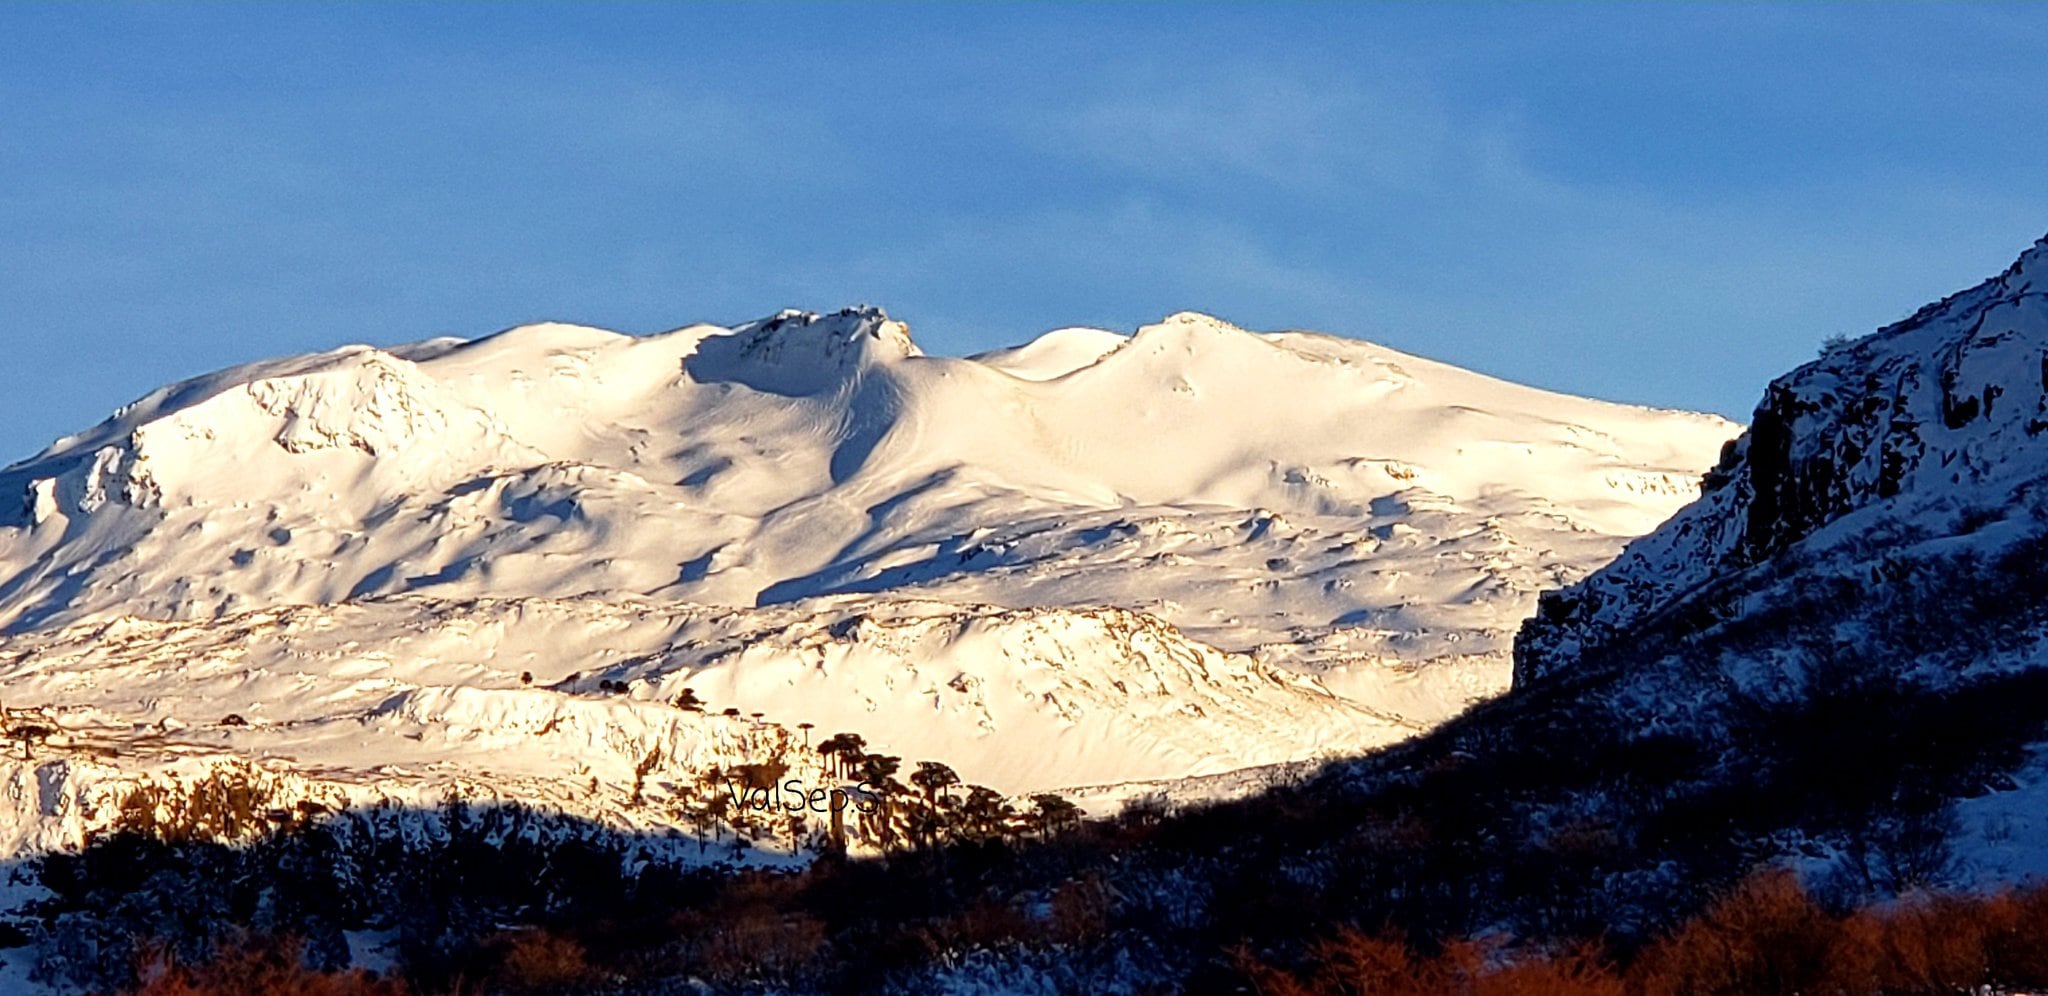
[1234,870,2048,996]
[132,938,402,996]
[480,928,595,993]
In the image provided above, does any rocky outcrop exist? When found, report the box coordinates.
[1517,233,2048,686]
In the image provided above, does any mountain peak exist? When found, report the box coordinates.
[736,305,917,351]
[1123,311,1268,357]
[686,305,922,396]
[1144,311,1252,338]
[2002,230,2048,286]
[1159,310,1235,327]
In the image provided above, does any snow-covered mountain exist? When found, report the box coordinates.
[0,307,1735,853]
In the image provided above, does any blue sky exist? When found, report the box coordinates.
[4,4,2047,462]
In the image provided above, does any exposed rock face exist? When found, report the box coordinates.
[1517,233,2048,687]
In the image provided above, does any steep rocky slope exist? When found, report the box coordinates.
[1497,232,2048,897]
[1520,233,2048,687]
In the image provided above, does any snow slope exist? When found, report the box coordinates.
[0,306,1734,852]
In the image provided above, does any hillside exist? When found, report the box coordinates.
[1519,234,2048,688]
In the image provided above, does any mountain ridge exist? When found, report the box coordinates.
[0,306,1734,851]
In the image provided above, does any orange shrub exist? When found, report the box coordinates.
[1628,870,1834,996]
[487,928,592,993]
[1229,873,2048,996]
[1232,930,1625,996]
[133,937,404,996]
[1985,883,2048,986]
[1473,943,1626,996]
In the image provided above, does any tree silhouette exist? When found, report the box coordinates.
[1030,793,1082,838]
[959,785,1014,841]
[815,735,844,776]
[851,755,905,852]
[860,753,900,785]
[911,761,961,806]
[909,762,963,848]
[816,733,868,778]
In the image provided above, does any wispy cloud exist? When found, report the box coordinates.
[1036,71,1465,196]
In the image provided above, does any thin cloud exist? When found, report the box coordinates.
[1043,73,1463,195]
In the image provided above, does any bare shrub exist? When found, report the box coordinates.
[487,928,592,993]
[1626,870,1834,996]
[132,936,403,996]
[1047,872,1112,945]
